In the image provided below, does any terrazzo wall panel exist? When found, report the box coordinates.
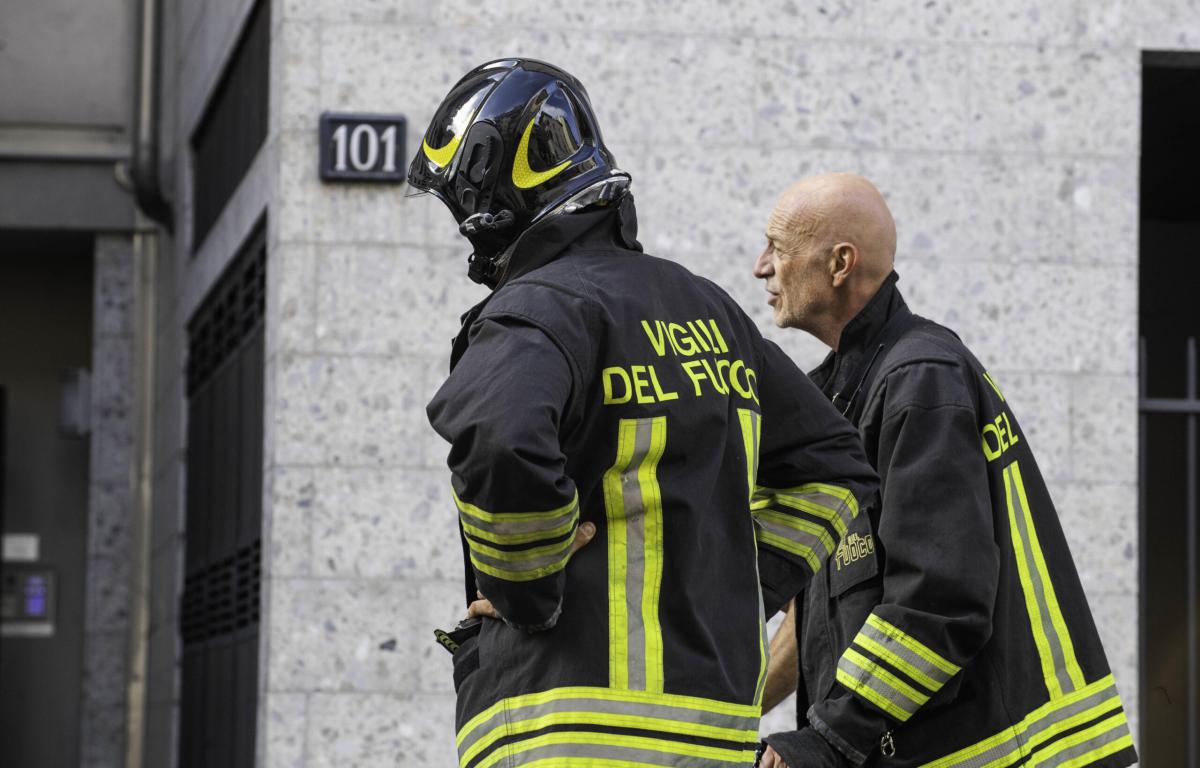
[229,0,1200,763]
[81,235,137,767]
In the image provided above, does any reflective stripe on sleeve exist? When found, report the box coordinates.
[836,646,929,722]
[753,483,858,537]
[456,490,580,582]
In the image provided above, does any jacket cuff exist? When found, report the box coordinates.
[501,596,563,633]
[762,727,847,768]
[808,706,870,766]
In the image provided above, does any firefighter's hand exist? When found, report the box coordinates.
[467,522,597,620]
[760,746,789,768]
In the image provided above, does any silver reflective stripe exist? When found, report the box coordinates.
[939,685,1120,768]
[858,621,954,688]
[457,694,761,761]
[837,654,920,719]
[460,505,577,538]
[467,539,573,574]
[1006,465,1077,696]
[621,419,655,690]
[769,489,854,535]
[917,677,1125,768]
[753,591,768,705]
[1037,714,1132,768]
[508,740,750,767]
[752,515,833,558]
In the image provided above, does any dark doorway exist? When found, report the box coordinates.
[1139,50,1200,768]
[0,230,94,766]
[178,223,264,768]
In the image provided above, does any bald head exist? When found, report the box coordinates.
[753,173,898,348]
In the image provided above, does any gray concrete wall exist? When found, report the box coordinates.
[153,0,1200,765]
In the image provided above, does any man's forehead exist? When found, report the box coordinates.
[768,192,822,239]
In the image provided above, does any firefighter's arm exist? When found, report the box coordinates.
[755,341,879,617]
[800,361,999,765]
[427,315,584,631]
[762,598,801,715]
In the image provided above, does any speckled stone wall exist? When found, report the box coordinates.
[247,1,1200,764]
[80,235,137,766]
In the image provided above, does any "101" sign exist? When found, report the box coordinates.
[319,112,407,182]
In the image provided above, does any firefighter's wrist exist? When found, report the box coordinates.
[763,727,847,768]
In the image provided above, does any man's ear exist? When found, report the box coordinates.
[830,242,858,288]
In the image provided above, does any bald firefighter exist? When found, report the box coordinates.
[753,174,1136,768]
[409,61,879,768]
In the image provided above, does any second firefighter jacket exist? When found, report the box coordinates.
[764,273,1136,768]
[427,203,879,768]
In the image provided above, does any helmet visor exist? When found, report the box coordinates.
[411,75,500,185]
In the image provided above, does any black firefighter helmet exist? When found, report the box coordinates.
[407,58,630,286]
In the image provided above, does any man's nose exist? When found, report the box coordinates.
[753,248,773,278]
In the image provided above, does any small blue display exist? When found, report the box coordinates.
[24,576,47,617]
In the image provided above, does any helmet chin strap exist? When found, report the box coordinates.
[464,172,634,288]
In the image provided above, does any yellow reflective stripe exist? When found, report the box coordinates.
[755,509,837,554]
[601,417,668,691]
[1010,461,1085,692]
[474,731,756,768]
[865,614,961,677]
[511,117,571,189]
[1046,734,1134,768]
[806,482,860,519]
[602,421,637,689]
[460,516,577,547]
[737,409,766,704]
[469,551,571,582]
[983,371,1006,402]
[639,417,667,693]
[423,133,463,168]
[516,759,669,768]
[756,485,853,536]
[454,487,580,524]
[457,684,762,743]
[853,633,944,693]
[461,710,758,766]
[1028,711,1130,767]
[918,675,1123,768]
[466,533,574,563]
[842,647,930,707]
[1025,695,1123,753]
[835,666,911,722]
[755,527,822,572]
[737,409,761,503]
[1006,466,1060,696]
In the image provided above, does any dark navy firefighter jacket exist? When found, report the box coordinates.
[427,203,879,768]
[763,274,1137,768]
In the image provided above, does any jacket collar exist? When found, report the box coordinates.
[494,205,627,288]
[449,200,640,369]
[810,270,909,402]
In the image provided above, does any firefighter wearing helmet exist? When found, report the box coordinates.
[411,59,880,767]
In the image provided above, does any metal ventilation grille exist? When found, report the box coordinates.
[180,540,261,646]
[186,241,265,396]
[180,222,265,768]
